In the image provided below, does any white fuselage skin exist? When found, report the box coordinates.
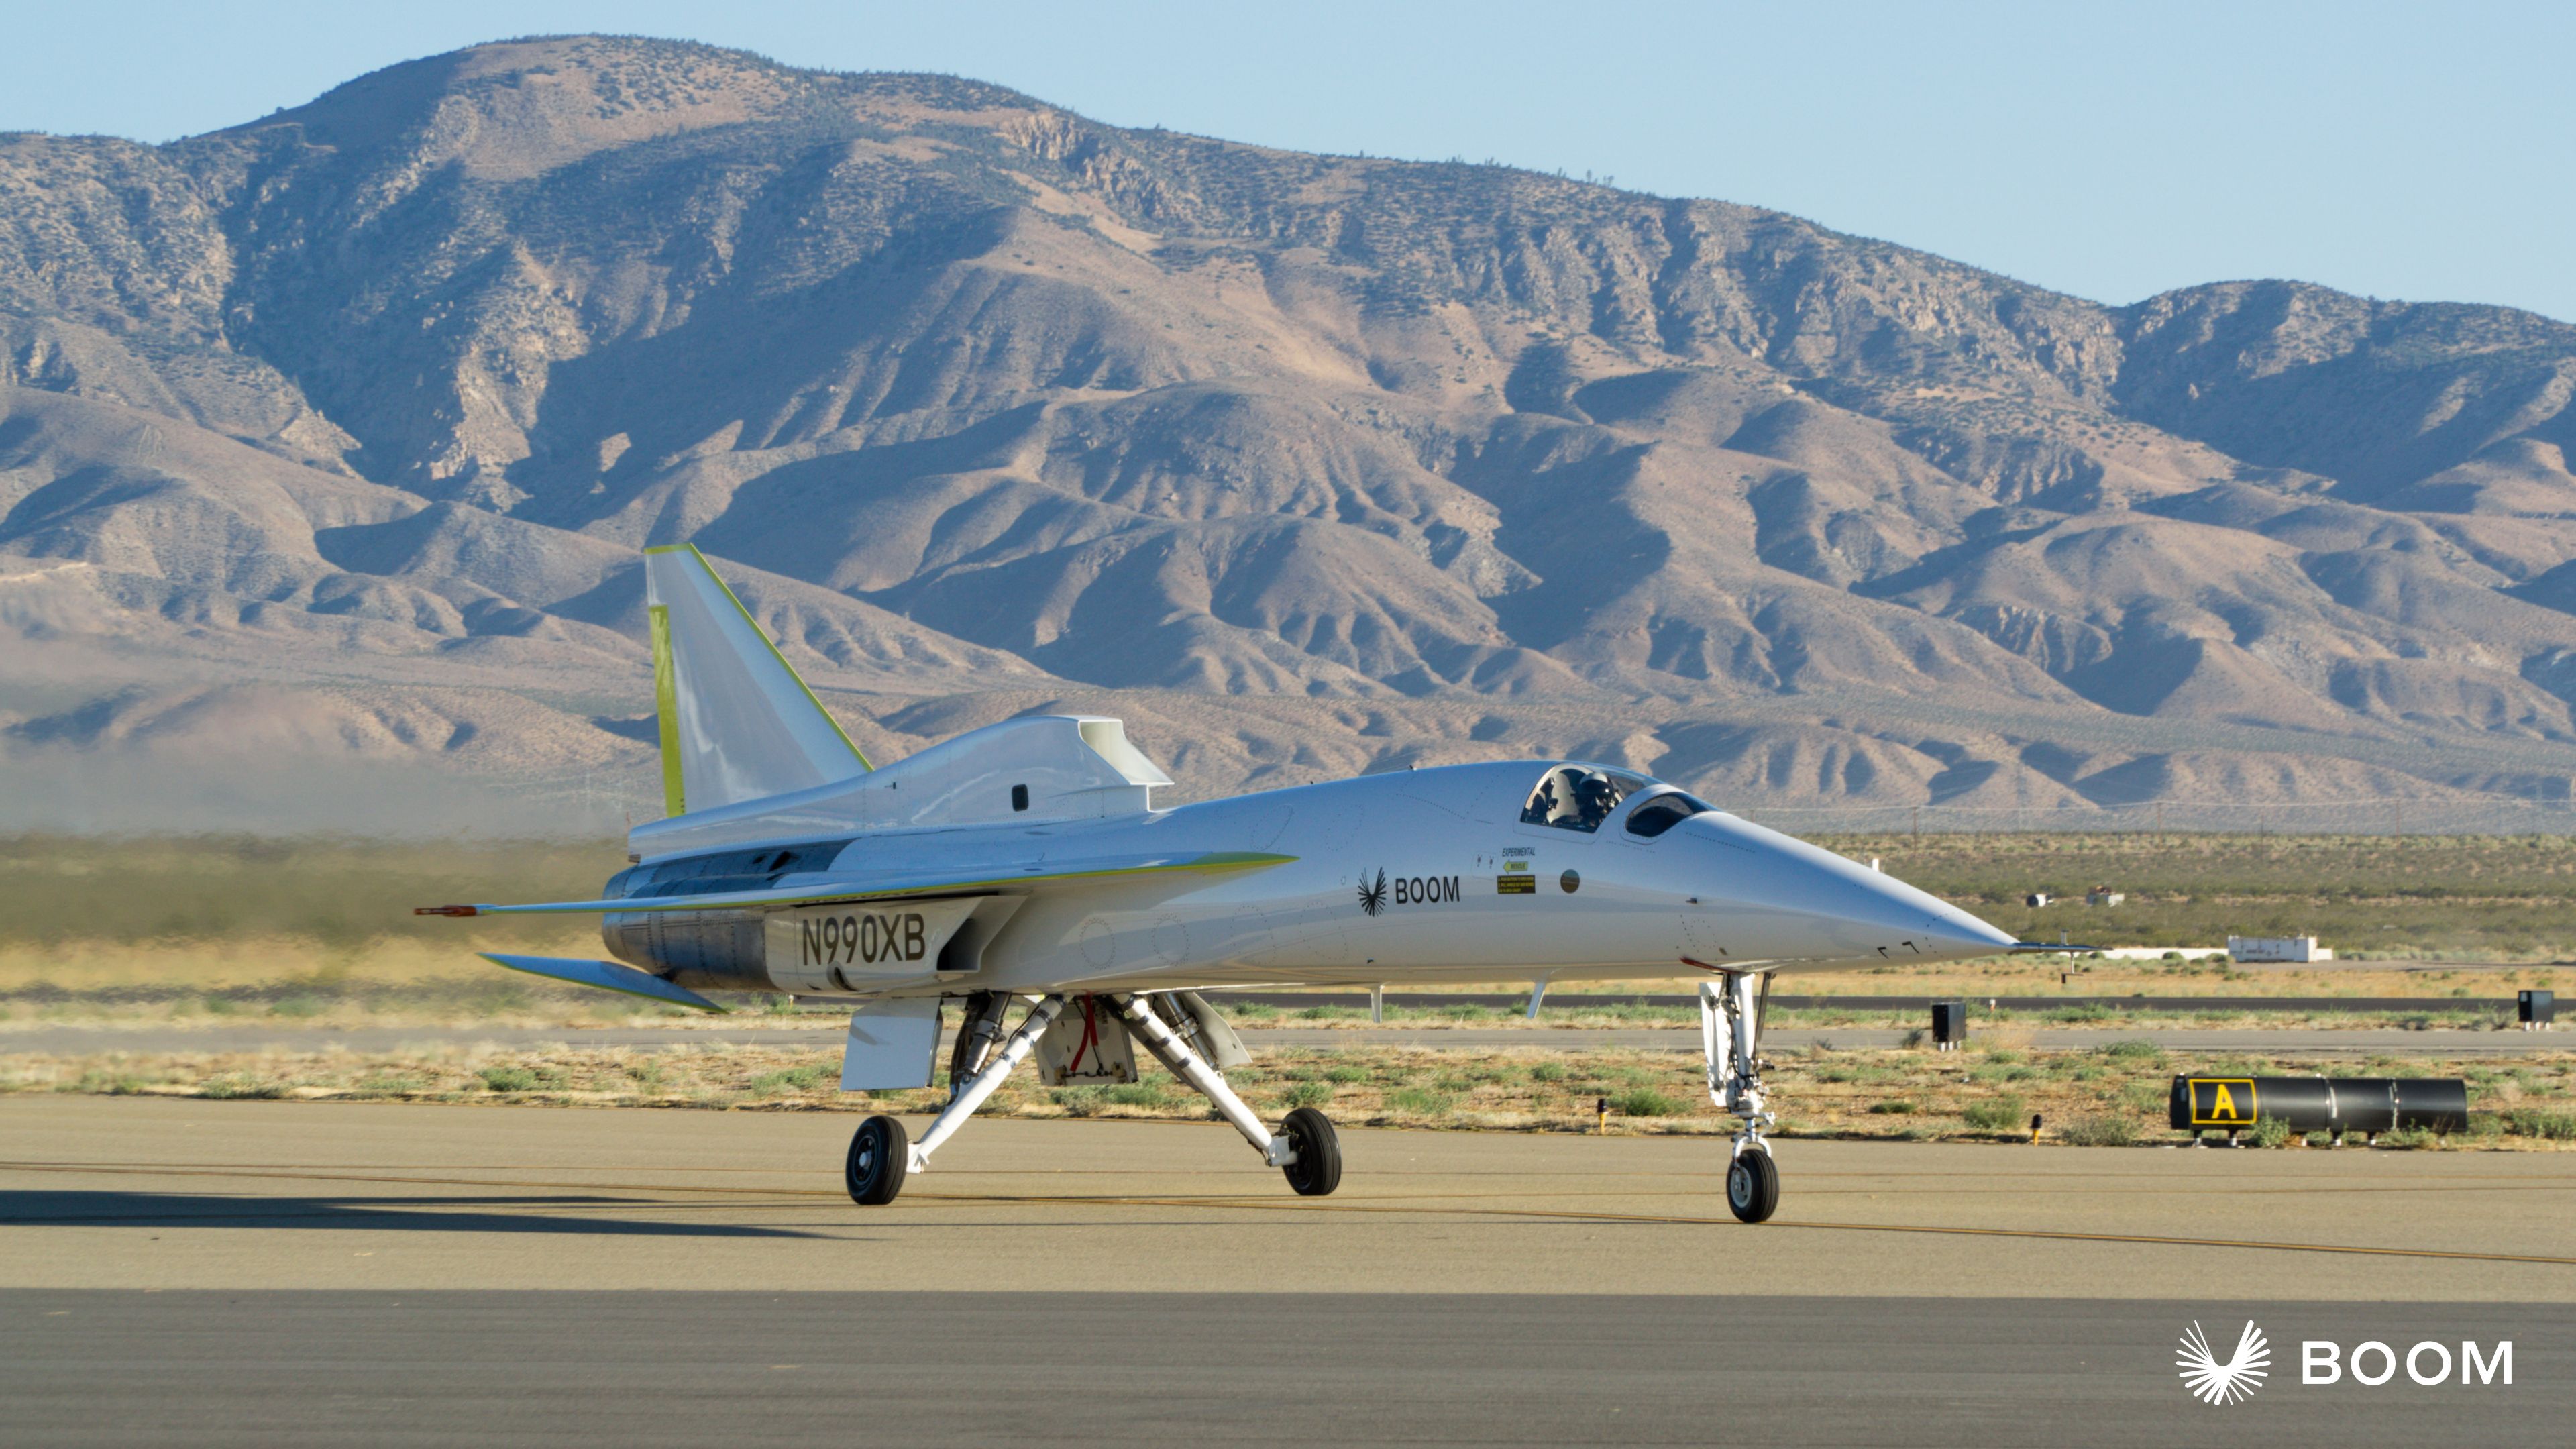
[716,761,2015,997]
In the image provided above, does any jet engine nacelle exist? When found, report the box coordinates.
[602,908,775,993]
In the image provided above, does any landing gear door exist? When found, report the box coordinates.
[840,998,942,1091]
[1035,997,1138,1085]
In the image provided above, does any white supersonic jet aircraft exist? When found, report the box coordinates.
[421,545,2030,1222]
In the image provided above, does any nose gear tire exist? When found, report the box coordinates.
[847,1114,909,1205]
[1726,1150,1778,1223]
[1280,1106,1342,1196]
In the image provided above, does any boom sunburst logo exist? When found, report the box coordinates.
[2177,1320,2271,1406]
[1355,868,1388,916]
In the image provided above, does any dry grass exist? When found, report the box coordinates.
[0,981,2537,1035]
[0,835,624,950]
[9,1040,2572,1149]
[0,835,627,1018]
[1812,830,2576,961]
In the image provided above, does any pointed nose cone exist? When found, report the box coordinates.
[1684,814,2019,966]
[1905,893,2022,959]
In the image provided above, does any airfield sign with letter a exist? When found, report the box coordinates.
[2185,1078,2259,1128]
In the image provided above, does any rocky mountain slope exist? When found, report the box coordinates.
[6,34,2576,832]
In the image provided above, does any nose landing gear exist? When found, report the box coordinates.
[1725,1148,1778,1222]
[1701,972,1778,1223]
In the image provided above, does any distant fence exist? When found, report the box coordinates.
[1733,797,2576,837]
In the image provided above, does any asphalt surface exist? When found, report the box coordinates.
[9,973,2549,1449]
[3,1289,2563,1447]
[4,1099,2569,1446]
[2,1023,2563,1055]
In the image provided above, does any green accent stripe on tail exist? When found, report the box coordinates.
[648,603,684,816]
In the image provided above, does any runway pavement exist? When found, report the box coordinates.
[4,1099,2569,1446]
[4,1289,2563,1447]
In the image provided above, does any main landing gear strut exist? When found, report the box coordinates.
[843,992,1340,1207]
[1701,971,1779,1223]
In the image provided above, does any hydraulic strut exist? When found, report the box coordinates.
[1111,994,1296,1167]
[1700,972,1775,1159]
[945,990,1014,1097]
[908,995,1065,1174]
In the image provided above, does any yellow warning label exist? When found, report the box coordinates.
[2188,1078,2259,1126]
[1497,874,1536,895]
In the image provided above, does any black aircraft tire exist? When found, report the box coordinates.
[847,1115,909,1206]
[1725,1149,1779,1224]
[1281,1106,1342,1197]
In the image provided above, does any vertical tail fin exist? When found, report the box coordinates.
[644,544,869,816]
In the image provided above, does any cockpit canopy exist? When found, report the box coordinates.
[1623,789,1717,838]
[1519,764,1716,837]
[1521,765,1644,832]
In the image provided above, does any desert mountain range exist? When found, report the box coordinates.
[7,35,2576,833]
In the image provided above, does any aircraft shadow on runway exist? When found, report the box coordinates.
[0,1189,823,1238]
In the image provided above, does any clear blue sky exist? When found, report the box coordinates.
[7,1,2569,321]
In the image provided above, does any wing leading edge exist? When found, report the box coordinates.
[419,850,1297,918]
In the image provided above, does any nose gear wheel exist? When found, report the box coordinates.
[1725,1147,1778,1223]
[1703,973,1781,1223]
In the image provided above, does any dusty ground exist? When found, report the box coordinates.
[7,1097,2573,1300]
